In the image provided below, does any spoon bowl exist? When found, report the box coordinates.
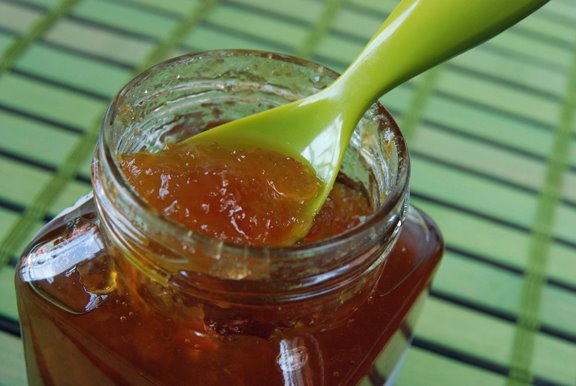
[180,0,548,241]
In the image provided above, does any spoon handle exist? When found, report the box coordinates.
[333,0,548,121]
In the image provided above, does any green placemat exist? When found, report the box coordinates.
[0,0,574,385]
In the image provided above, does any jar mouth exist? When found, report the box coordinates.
[96,49,409,270]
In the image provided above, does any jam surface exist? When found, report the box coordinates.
[120,143,372,246]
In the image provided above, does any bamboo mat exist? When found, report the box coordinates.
[0,0,574,385]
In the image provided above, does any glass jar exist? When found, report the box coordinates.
[16,50,442,386]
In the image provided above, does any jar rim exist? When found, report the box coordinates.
[97,49,410,262]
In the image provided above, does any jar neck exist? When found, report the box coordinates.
[91,50,410,305]
[93,144,408,304]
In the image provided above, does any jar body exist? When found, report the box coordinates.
[16,200,441,386]
[15,50,443,386]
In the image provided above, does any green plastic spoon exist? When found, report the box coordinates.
[182,0,548,241]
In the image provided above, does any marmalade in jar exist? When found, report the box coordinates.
[119,143,371,246]
[15,49,443,386]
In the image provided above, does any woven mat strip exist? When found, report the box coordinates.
[507,29,576,386]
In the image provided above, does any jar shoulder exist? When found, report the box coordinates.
[16,193,115,314]
[378,205,443,295]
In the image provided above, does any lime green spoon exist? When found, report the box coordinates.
[183,0,547,240]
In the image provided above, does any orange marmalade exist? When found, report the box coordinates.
[120,143,371,246]
[16,138,442,384]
